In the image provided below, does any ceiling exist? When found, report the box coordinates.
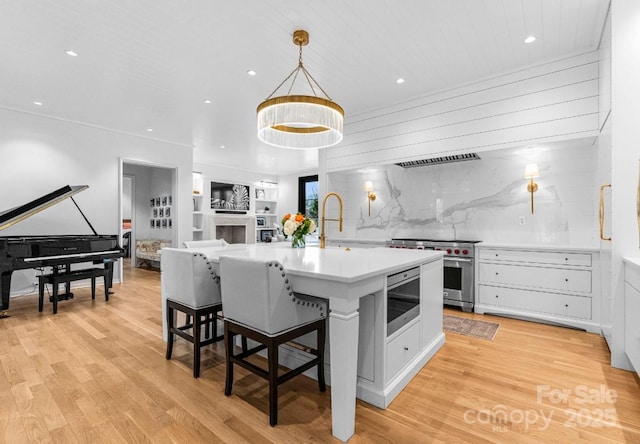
[0,0,609,175]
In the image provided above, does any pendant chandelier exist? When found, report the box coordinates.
[257,30,344,149]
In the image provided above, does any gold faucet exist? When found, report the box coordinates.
[320,192,343,249]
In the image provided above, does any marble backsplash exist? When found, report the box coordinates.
[326,142,597,246]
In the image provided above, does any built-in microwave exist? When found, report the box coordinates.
[387,267,421,336]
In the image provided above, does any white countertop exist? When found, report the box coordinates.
[192,243,444,283]
[477,242,599,252]
[623,257,640,270]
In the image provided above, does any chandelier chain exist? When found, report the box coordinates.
[263,40,333,101]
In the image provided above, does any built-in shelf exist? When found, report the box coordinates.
[192,190,204,240]
[255,186,278,242]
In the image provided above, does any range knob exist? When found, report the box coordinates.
[454,249,460,254]
[462,249,469,255]
[446,248,452,254]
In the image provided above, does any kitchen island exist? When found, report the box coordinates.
[166,243,445,442]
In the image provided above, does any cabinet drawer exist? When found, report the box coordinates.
[478,285,592,319]
[386,320,420,381]
[478,263,591,293]
[624,282,640,375]
[479,249,591,267]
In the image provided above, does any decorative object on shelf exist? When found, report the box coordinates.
[260,229,275,242]
[364,181,376,217]
[256,188,265,200]
[282,213,316,248]
[524,163,539,214]
[257,29,344,150]
[263,206,270,214]
[256,216,266,227]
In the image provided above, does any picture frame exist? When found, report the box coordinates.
[162,196,167,206]
[169,218,172,228]
[169,195,173,205]
[165,207,171,217]
[260,229,274,242]
[153,208,158,218]
[159,208,164,218]
[150,198,155,207]
[256,216,266,227]
[162,219,167,228]
[155,197,161,206]
[150,219,154,228]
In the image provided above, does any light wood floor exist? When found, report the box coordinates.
[1,264,639,443]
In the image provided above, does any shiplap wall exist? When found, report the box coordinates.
[327,51,600,172]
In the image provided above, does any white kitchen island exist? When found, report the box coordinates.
[171,243,445,442]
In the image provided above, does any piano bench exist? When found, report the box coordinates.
[38,267,110,314]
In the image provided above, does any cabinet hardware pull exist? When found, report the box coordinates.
[599,183,612,241]
[565,304,569,307]
[403,347,409,351]
[495,295,499,298]
[565,278,568,282]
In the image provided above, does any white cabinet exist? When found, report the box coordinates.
[385,320,420,382]
[192,194,204,240]
[475,246,600,333]
[624,261,640,376]
[255,187,278,242]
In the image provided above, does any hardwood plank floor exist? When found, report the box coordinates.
[1,264,639,443]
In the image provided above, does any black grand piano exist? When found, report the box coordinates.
[0,185,125,313]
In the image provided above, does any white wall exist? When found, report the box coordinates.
[326,142,597,246]
[123,163,174,243]
[327,51,600,172]
[0,108,193,283]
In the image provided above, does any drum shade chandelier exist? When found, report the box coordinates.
[257,30,344,149]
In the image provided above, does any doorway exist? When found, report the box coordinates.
[120,160,178,280]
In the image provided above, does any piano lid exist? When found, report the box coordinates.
[0,185,89,231]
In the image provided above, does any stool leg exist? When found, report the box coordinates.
[103,272,109,302]
[38,278,44,312]
[91,277,96,300]
[268,339,279,426]
[224,322,234,396]
[52,281,58,314]
[317,320,326,392]
[166,303,174,360]
[193,311,201,378]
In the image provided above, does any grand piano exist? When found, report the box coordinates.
[0,185,125,313]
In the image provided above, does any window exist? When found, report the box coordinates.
[298,175,318,221]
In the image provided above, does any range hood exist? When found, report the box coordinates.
[395,153,480,168]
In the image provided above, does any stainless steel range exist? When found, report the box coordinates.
[386,238,480,312]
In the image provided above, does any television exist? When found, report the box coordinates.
[210,181,250,213]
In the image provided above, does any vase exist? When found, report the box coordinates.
[291,235,306,249]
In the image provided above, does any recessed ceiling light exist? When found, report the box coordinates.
[396,78,405,84]
[65,49,78,57]
[33,101,43,106]
[203,99,212,104]
[220,145,225,149]
[146,128,153,132]
[524,35,536,44]
[247,70,256,76]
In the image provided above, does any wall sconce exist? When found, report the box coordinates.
[524,163,539,214]
[364,180,376,216]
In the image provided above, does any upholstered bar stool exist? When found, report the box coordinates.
[161,248,223,378]
[220,256,327,426]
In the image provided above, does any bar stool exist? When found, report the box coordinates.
[161,248,223,378]
[220,256,327,426]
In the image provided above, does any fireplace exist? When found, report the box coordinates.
[208,215,255,244]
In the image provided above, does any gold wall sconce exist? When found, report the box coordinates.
[364,181,376,216]
[524,163,539,214]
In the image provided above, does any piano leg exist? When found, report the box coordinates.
[1,270,12,315]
